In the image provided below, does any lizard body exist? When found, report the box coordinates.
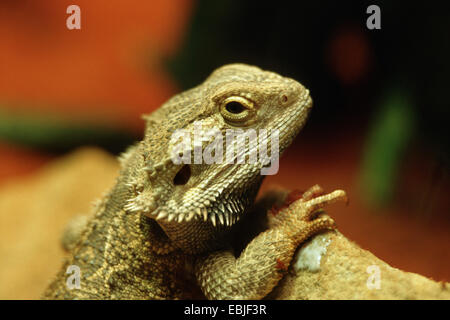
[43,64,346,299]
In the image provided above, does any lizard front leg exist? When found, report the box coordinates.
[195,187,347,300]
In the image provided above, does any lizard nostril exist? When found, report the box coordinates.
[281,95,288,104]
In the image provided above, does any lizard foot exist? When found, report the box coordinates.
[268,187,347,244]
[267,184,325,217]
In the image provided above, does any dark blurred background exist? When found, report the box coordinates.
[0,0,449,297]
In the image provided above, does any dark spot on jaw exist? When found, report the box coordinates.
[174,164,191,185]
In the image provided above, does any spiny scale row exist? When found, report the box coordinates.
[125,196,244,227]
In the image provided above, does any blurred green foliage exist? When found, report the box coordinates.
[360,88,416,208]
[0,110,136,154]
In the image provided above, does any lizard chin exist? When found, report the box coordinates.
[153,186,261,254]
[156,215,233,254]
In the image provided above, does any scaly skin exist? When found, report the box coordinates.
[43,64,347,299]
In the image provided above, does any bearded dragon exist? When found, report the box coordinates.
[43,64,347,300]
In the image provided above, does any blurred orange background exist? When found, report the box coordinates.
[0,0,191,129]
[0,0,193,181]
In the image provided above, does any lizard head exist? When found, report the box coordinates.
[123,64,312,254]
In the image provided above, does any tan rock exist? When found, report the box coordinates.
[270,231,450,299]
[0,148,119,299]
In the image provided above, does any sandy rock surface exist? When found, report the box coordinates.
[270,231,450,299]
[0,148,119,299]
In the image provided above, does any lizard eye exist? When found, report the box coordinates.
[220,96,254,125]
[225,101,246,114]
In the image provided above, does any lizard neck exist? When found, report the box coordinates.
[44,180,190,299]
[156,179,264,255]
[100,178,179,255]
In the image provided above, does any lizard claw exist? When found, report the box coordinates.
[302,189,347,219]
[301,184,325,201]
